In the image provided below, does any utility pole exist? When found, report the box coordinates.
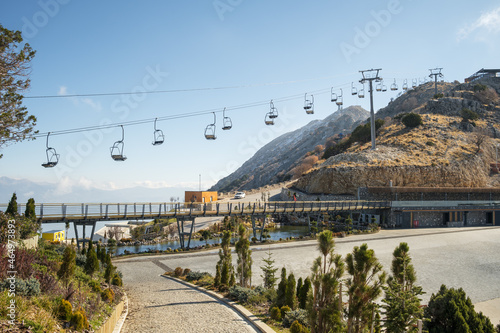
[429,68,443,95]
[360,68,382,150]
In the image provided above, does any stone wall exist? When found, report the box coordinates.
[360,187,500,202]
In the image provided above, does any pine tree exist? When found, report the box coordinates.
[346,243,386,333]
[285,272,297,309]
[235,224,252,288]
[382,242,424,333]
[215,230,234,290]
[276,267,287,308]
[308,230,345,333]
[296,277,303,299]
[298,277,311,309]
[6,193,18,216]
[260,249,278,289]
[85,246,99,277]
[104,263,115,284]
[24,198,36,219]
[214,263,221,288]
[57,246,76,287]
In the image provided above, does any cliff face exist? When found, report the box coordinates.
[210,106,369,192]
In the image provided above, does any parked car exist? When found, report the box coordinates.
[234,192,246,199]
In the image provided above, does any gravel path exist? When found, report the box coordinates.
[115,260,257,333]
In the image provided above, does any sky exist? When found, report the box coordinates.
[1,0,500,202]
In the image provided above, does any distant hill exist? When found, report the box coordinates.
[210,106,369,192]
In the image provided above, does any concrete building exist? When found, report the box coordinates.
[184,191,218,203]
[42,229,65,242]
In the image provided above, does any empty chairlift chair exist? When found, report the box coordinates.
[41,132,60,168]
[269,100,278,119]
[382,81,387,92]
[351,82,357,96]
[358,84,365,98]
[110,125,127,161]
[376,81,382,92]
[402,79,408,91]
[304,93,314,114]
[331,87,338,102]
[204,112,217,140]
[265,112,274,125]
[152,118,165,145]
[222,107,232,130]
[412,78,417,89]
[390,79,398,91]
[336,88,343,106]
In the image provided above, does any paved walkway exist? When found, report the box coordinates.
[115,259,258,333]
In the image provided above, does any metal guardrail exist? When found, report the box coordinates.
[0,200,391,223]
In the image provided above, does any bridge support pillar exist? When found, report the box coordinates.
[73,220,97,251]
[176,218,195,250]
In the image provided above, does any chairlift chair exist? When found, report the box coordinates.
[110,125,127,161]
[412,79,417,89]
[351,82,357,95]
[152,118,165,145]
[265,112,274,125]
[358,84,365,98]
[41,132,60,168]
[222,107,232,130]
[382,81,387,92]
[204,112,217,140]
[330,87,338,102]
[269,100,278,119]
[402,79,408,91]
[390,79,398,91]
[336,88,343,106]
[304,93,314,114]
[376,81,382,92]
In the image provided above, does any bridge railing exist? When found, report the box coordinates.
[0,200,391,222]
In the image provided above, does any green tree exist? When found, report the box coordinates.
[308,230,345,333]
[460,108,479,122]
[24,198,36,219]
[6,193,18,216]
[104,263,115,284]
[215,230,235,290]
[425,285,495,333]
[285,272,297,310]
[200,229,211,245]
[402,112,423,128]
[276,267,288,308]
[84,246,99,277]
[235,224,252,288]
[0,25,37,157]
[382,242,424,333]
[260,249,278,289]
[346,243,387,333]
[296,277,303,299]
[57,246,76,287]
[298,277,311,309]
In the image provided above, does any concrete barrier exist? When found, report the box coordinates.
[95,299,125,333]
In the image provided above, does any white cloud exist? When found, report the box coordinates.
[134,180,172,189]
[457,7,500,41]
[81,98,102,111]
[58,86,68,95]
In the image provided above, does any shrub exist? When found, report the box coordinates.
[101,288,115,303]
[474,83,487,92]
[247,293,267,305]
[433,93,444,99]
[174,267,183,277]
[426,140,435,146]
[71,309,89,331]
[280,305,291,317]
[185,271,211,282]
[58,299,73,321]
[402,113,423,128]
[88,280,101,293]
[460,108,479,122]
[17,277,41,297]
[283,308,309,328]
[111,273,123,287]
[75,253,86,267]
[270,306,282,321]
[290,320,309,333]
[228,285,257,304]
[196,275,214,288]
[182,268,191,276]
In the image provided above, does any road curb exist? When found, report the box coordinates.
[161,275,275,333]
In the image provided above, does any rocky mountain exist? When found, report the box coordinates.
[210,106,369,192]
[293,77,500,195]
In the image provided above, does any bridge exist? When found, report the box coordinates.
[0,200,389,249]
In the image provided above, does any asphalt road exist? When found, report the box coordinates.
[115,226,500,325]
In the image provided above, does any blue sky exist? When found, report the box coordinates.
[1,0,500,201]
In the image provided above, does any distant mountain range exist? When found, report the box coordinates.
[210,106,369,192]
[0,176,188,203]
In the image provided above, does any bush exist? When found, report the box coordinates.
[182,268,191,276]
[71,309,89,331]
[270,306,282,321]
[460,108,479,122]
[402,113,423,128]
[290,320,309,333]
[75,253,86,267]
[474,83,487,92]
[16,277,41,297]
[101,288,115,303]
[247,293,267,306]
[280,305,291,317]
[58,299,73,321]
[88,280,101,293]
[112,273,123,287]
[185,271,211,282]
[283,308,309,328]
[433,93,444,99]
[174,267,183,277]
[228,285,257,304]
